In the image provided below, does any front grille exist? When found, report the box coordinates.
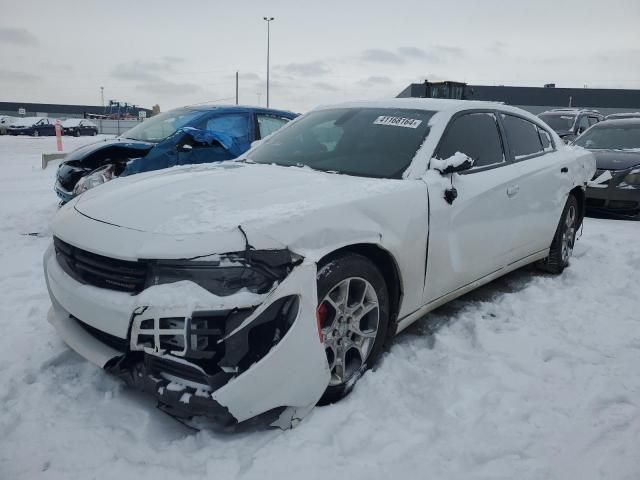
[587,198,606,207]
[74,316,129,352]
[609,200,639,210]
[54,237,147,293]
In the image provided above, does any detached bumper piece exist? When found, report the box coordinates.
[112,356,236,425]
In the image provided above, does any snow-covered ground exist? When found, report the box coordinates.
[0,135,639,480]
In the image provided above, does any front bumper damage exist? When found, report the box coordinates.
[586,168,640,215]
[44,244,330,428]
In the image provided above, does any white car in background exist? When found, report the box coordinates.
[44,99,595,428]
[0,115,17,135]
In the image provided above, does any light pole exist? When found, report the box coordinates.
[263,16,274,108]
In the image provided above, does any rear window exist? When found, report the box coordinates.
[501,114,544,159]
[538,113,575,132]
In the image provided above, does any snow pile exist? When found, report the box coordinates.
[0,135,639,479]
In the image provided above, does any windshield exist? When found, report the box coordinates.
[249,108,435,179]
[574,123,640,150]
[538,113,576,132]
[122,108,203,142]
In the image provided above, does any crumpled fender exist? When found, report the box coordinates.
[210,261,330,425]
[63,138,155,166]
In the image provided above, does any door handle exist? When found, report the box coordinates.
[561,167,568,173]
[506,185,520,197]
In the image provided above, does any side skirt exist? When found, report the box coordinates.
[395,248,549,333]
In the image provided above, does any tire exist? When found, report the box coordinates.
[538,194,578,274]
[75,130,81,137]
[32,130,39,137]
[316,253,390,405]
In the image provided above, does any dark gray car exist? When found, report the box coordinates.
[574,118,640,216]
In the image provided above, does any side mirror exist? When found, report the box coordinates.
[177,143,193,152]
[431,153,474,175]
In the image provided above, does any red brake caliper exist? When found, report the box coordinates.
[316,303,328,343]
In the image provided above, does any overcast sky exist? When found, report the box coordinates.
[1,0,639,113]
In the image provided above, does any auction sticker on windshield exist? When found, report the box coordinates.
[373,116,423,128]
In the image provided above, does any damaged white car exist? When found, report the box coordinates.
[44,99,595,428]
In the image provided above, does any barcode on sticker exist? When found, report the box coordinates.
[373,116,422,128]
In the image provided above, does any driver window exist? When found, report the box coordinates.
[205,114,250,144]
[436,113,505,168]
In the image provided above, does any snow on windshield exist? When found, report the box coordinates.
[123,108,202,142]
[11,117,44,126]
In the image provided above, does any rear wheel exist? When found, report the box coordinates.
[316,254,390,405]
[32,130,39,137]
[75,130,81,137]
[538,194,578,274]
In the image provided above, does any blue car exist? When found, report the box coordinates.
[55,105,298,203]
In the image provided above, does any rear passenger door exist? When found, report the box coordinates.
[499,113,572,261]
[424,111,521,303]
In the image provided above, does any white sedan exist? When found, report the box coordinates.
[44,99,595,428]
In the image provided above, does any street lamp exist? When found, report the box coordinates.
[263,16,274,107]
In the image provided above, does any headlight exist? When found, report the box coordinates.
[73,164,115,195]
[621,168,640,187]
[148,257,280,296]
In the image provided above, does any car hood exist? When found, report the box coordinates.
[64,137,155,163]
[69,162,409,258]
[590,150,640,171]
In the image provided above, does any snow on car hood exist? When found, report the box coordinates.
[70,162,412,258]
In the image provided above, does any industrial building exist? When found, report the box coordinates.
[397,81,640,115]
[0,101,152,120]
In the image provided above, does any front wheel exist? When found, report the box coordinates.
[538,194,578,274]
[316,253,390,405]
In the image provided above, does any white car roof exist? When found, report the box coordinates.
[314,98,522,115]
[312,98,547,129]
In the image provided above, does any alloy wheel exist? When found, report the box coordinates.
[561,205,576,265]
[317,277,380,386]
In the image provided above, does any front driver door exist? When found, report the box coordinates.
[423,111,521,303]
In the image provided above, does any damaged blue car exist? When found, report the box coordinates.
[55,105,297,203]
